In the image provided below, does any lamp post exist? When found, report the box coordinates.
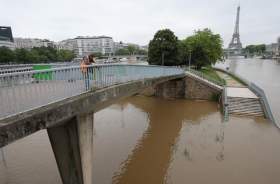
[226,67,230,80]
[162,51,164,66]
[188,50,192,71]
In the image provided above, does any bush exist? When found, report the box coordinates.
[211,92,220,101]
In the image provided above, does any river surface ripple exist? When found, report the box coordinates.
[0,58,280,183]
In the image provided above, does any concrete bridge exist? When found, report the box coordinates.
[0,64,190,183]
[101,55,147,63]
[1,63,275,183]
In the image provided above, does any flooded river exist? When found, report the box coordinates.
[0,58,280,183]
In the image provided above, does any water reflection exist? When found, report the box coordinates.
[93,96,221,183]
[1,79,280,183]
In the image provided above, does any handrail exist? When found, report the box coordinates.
[223,85,228,132]
[223,85,228,116]
[0,64,184,120]
[250,83,279,129]
[212,65,279,129]
[188,69,223,87]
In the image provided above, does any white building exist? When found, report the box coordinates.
[74,36,114,57]
[55,39,74,51]
[14,38,55,50]
[266,36,280,54]
[0,36,15,50]
[139,45,148,51]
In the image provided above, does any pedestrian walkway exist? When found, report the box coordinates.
[215,71,244,87]
[214,70,265,117]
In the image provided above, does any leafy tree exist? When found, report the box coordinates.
[244,44,266,54]
[15,48,29,63]
[92,52,102,58]
[115,49,131,55]
[181,28,223,69]
[127,45,136,54]
[138,49,147,55]
[0,46,16,64]
[148,29,180,66]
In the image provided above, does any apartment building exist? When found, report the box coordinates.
[74,36,113,57]
[0,26,15,50]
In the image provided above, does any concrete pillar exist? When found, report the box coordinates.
[47,112,94,184]
[130,55,137,63]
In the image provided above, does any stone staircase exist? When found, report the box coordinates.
[227,96,264,117]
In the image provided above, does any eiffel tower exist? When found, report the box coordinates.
[228,5,243,49]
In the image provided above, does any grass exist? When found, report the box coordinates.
[169,141,175,147]
[197,68,226,85]
[184,148,190,158]
[197,69,221,81]
[215,134,220,142]
[212,68,248,86]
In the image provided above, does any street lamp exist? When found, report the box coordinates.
[162,51,164,66]
[226,67,230,80]
[188,50,192,71]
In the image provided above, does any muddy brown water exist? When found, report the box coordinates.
[1,58,280,183]
[1,96,280,183]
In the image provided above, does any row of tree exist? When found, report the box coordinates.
[115,45,147,55]
[0,46,76,64]
[147,28,224,69]
[243,44,266,54]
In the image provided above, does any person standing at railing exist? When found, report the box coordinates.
[81,54,95,90]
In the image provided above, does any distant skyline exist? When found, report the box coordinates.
[2,0,279,47]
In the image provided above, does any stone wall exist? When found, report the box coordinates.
[185,77,220,100]
[138,76,221,101]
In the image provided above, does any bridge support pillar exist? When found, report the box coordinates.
[47,112,94,184]
[130,55,137,63]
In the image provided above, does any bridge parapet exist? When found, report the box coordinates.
[0,64,184,120]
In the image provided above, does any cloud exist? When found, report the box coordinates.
[1,0,279,46]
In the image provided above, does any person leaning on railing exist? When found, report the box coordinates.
[81,54,95,90]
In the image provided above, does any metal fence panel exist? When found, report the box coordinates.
[0,64,184,119]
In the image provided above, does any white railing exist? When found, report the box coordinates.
[0,64,184,119]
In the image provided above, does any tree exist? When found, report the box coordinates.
[92,52,102,58]
[138,49,147,55]
[15,48,29,63]
[127,45,136,54]
[0,46,16,64]
[148,29,180,66]
[244,44,266,54]
[115,49,131,55]
[181,28,223,69]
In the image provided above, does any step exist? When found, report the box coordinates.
[228,103,263,109]
[228,97,260,103]
[228,111,264,117]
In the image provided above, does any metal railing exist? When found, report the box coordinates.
[250,83,279,129]
[0,64,184,119]
[223,85,228,117]
[212,65,279,129]
[0,64,34,74]
[223,85,228,132]
[186,69,224,87]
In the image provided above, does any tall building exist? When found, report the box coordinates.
[0,26,15,50]
[228,5,243,49]
[55,39,74,51]
[266,36,280,54]
[14,38,55,50]
[74,36,114,57]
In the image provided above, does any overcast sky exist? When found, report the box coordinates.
[1,0,279,47]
